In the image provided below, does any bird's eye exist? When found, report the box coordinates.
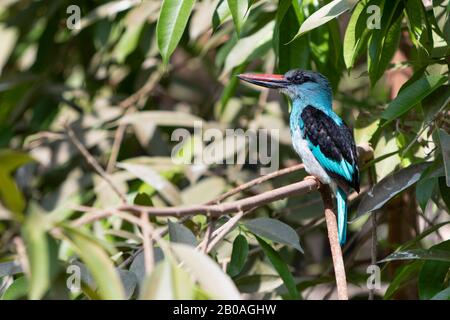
[295,74,303,83]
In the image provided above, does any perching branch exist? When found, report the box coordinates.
[319,184,348,300]
[118,179,319,217]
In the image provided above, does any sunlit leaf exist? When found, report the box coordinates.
[1,276,28,300]
[291,0,353,41]
[222,21,274,76]
[140,260,175,299]
[343,0,373,69]
[380,249,450,263]
[381,75,447,125]
[22,211,52,300]
[64,227,125,300]
[227,0,247,35]
[76,0,142,32]
[212,0,232,31]
[171,243,241,299]
[0,150,34,215]
[118,162,182,206]
[157,0,196,64]
[0,24,18,75]
[120,111,204,128]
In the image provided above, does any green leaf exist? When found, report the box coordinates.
[140,258,196,300]
[235,274,283,294]
[245,217,303,253]
[227,234,248,277]
[384,261,422,299]
[438,177,450,211]
[367,0,403,85]
[133,192,153,206]
[343,0,374,69]
[416,177,437,211]
[0,149,34,172]
[22,212,52,300]
[156,0,196,64]
[419,240,450,300]
[212,0,232,31]
[0,150,34,216]
[368,11,402,84]
[130,248,164,290]
[227,0,247,35]
[64,227,125,300]
[118,162,182,206]
[381,75,447,125]
[171,243,241,299]
[255,236,299,300]
[168,220,198,247]
[75,0,142,33]
[274,0,309,73]
[404,0,432,51]
[355,162,431,218]
[1,276,28,300]
[140,260,175,299]
[380,249,450,263]
[438,129,450,187]
[222,21,274,76]
[431,287,450,300]
[291,0,353,41]
[113,21,145,64]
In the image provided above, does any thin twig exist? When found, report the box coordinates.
[107,119,128,174]
[65,124,127,203]
[140,212,155,275]
[319,184,348,300]
[198,210,246,254]
[201,215,215,253]
[206,163,304,204]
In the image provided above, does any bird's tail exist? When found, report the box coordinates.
[336,187,347,246]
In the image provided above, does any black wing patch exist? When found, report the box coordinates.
[301,105,360,192]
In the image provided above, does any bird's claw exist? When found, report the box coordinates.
[304,175,320,185]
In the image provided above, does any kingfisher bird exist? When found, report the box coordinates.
[238,69,359,245]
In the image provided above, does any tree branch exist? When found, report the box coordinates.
[118,179,319,217]
[319,184,348,300]
[206,163,304,204]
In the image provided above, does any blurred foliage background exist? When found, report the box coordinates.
[0,0,449,300]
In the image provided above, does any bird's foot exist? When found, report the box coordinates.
[304,175,320,185]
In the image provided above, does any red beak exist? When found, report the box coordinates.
[237,73,289,89]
